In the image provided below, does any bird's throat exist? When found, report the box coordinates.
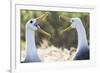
[26,30,37,56]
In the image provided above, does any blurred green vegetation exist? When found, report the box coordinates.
[20,9,89,49]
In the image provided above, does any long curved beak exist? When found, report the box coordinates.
[60,25,72,35]
[36,12,49,23]
[36,12,51,37]
[38,27,51,38]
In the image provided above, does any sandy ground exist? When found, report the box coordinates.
[21,46,76,62]
[37,46,76,62]
[21,39,76,62]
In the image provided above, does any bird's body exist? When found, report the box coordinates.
[74,46,89,60]
[61,17,90,60]
[22,19,41,63]
[72,18,90,60]
[24,28,41,62]
[21,12,50,63]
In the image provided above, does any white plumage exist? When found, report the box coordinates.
[21,13,50,63]
[23,18,41,63]
[61,17,89,60]
[71,18,89,60]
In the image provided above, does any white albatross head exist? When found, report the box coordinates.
[70,18,83,29]
[60,17,83,33]
[26,12,51,38]
[26,18,39,31]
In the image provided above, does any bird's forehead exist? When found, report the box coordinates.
[28,18,36,24]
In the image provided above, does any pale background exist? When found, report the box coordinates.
[0,0,99,73]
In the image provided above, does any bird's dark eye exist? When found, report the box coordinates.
[72,20,74,22]
[30,20,33,23]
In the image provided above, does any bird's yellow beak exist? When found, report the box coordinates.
[59,17,72,35]
[36,12,49,23]
[38,27,51,38]
[60,25,72,35]
[36,12,51,38]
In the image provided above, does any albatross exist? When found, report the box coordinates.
[22,12,51,63]
[60,17,90,60]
